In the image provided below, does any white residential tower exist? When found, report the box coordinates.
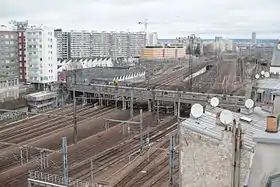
[26,26,58,89]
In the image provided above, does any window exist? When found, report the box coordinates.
[19,32,21,37]
[19,44,22,49]
[19,57,22,61]
[40,58,42,61]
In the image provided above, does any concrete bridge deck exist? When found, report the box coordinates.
[69,84,246,108]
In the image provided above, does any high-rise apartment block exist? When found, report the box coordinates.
[128,32,145,57]
[69,30,91,58]
[90,31,111,57]
[0,27,20,102]
[54,29,70,60]
[55,30,145,59]
[26,26,57,89]
[111,32,129,57]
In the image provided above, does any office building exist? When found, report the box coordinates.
[90,31,111,57]
[148,32,158,46]
[26,26,58,90]
[54,29,70,60]
[0,27,20,102]
[252,32,256,43]
[215,36,223,42]
[69,30,91,58]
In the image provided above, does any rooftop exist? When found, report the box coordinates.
[64,67,145,83]
[181,105,269,151]
[254,78,280,90]
[25,91,57,101]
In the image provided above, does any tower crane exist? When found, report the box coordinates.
[137,18,148,46]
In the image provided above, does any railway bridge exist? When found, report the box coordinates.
[68,84,247,111]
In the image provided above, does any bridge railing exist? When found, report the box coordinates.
[69,84,246,106]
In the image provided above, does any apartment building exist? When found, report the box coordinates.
[90,31,111,57]
[26,26,57,90]
[54,29,70,59]
[69,30,91,58]
[110,31,145,58]
[128,32,145,57]
[0,27,20,102]
[111,32,129,57]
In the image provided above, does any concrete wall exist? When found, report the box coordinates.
[180,130,250,187]
[248,132,280,187]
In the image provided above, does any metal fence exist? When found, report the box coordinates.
[28,170,110,187]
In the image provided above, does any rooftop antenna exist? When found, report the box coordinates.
[255,74,260,79]
[190,103,203,118]
[210,97,220,107]
[220,110,234,125]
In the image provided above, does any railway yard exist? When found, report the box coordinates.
[0,56,258,187]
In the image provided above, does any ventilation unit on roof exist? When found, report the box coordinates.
[240,116,252,123]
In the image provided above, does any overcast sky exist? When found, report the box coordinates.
[0,0,279,39]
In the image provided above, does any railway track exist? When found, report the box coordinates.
[114,140,170,187]
[0,106,133,186]
[0,106,117,174]
[72,117,177,183]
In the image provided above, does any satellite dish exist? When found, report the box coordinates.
[265,72,270,78]
[210,97,219,107]
[255,74,260,79]
[245,99,254,109]
[190,103,203,118]
[220,110,233,125]
[261,71,265,75]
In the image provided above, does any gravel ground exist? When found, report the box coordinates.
[180,129,251,187]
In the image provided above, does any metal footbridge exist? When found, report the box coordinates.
[69,84,246,107]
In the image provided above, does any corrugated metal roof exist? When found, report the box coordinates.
[181,106,269,152]
[254,78,280,90]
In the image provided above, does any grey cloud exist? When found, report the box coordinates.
[0,0,279,38]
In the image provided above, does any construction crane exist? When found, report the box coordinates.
[137,18,148,46]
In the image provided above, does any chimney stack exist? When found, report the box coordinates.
[266,115,278,133]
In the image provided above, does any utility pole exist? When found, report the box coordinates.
[188,34,195,92]
[140,109,144,149]
[231,120,242,187]
[73,70,78,144]
[61,137,68,186]
[169,134,175,186]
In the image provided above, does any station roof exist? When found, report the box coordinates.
[64,67,145,82]
[25,91,57,101]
